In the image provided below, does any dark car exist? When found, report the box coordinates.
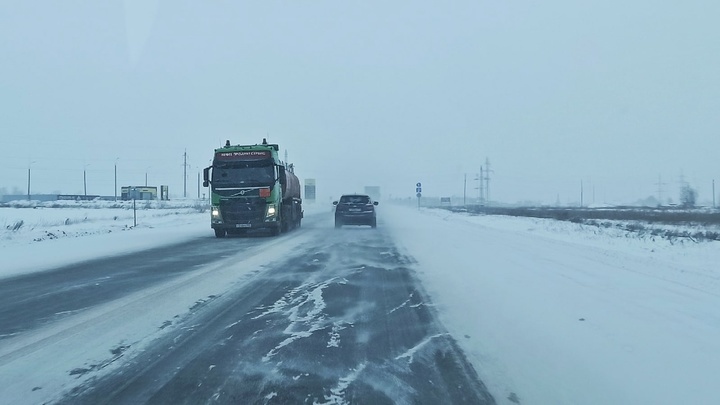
[333,194,378,228]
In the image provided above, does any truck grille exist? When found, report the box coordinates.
[220,199,265,222]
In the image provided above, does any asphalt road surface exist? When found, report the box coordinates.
[0,213,496,405]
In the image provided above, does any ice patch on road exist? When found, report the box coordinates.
[327,322,351,348]
[314,363,367,405]
[395,333,448,364]
[388,292,414,314]
[260,279,336,361]
[265,391,278,400]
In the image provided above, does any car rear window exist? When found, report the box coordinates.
[340,195,370,204]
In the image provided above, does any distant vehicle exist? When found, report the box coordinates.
[333,194,378,228]
[203,139,302,237]
[364,186,381,201]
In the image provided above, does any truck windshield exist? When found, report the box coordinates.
[212,163,274,187]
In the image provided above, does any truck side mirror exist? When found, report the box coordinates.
[373,201,379,206]
[278,166,286,183]
[203,167,211,187]
[332,201,338,206]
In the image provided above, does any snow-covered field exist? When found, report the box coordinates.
[0,200,209,279]
[2,202,719,404]
[386,206,720,405]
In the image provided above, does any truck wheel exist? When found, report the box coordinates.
[335,220,342,229]
[270,224,281,236]
[371,219,377,228]
[214,229,226,238]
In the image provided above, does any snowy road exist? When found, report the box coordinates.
[3,204,720,404]
[0,211,494,405]
[0,237,271,339]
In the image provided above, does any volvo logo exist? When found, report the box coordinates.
[232,189,255,197]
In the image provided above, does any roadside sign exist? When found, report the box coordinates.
[416,192,422,198]
[304,178,316,201]
[416,187,422,193]
[416,182,422,187]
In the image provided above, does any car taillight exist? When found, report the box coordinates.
[260,188,271,197]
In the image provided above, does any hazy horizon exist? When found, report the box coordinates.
[2,1,718,205]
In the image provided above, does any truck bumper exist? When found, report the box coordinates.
[212,218,277,231]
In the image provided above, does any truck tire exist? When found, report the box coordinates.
[270,224,281,236]
[281,218,289,233]
[371,218,377,228]
[335,220,342,229]
[214,229,226,238]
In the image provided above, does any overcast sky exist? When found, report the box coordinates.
[1,1,718,205]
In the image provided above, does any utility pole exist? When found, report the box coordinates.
[484,158,492,205]
[83,167,88,196]
[479,166,485,204]
[463,174,467,206]
[713,179,716,208]
[144,166,152,187]
[183,150,188,198]
[27,160,36,201]
[197,171,201,199]
[114,159,118,201]
[580,180,584,207]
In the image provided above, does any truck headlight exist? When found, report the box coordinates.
[211,207,220,217]
[266,204,277,217]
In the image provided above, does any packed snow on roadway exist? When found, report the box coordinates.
[2,200,720,404]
